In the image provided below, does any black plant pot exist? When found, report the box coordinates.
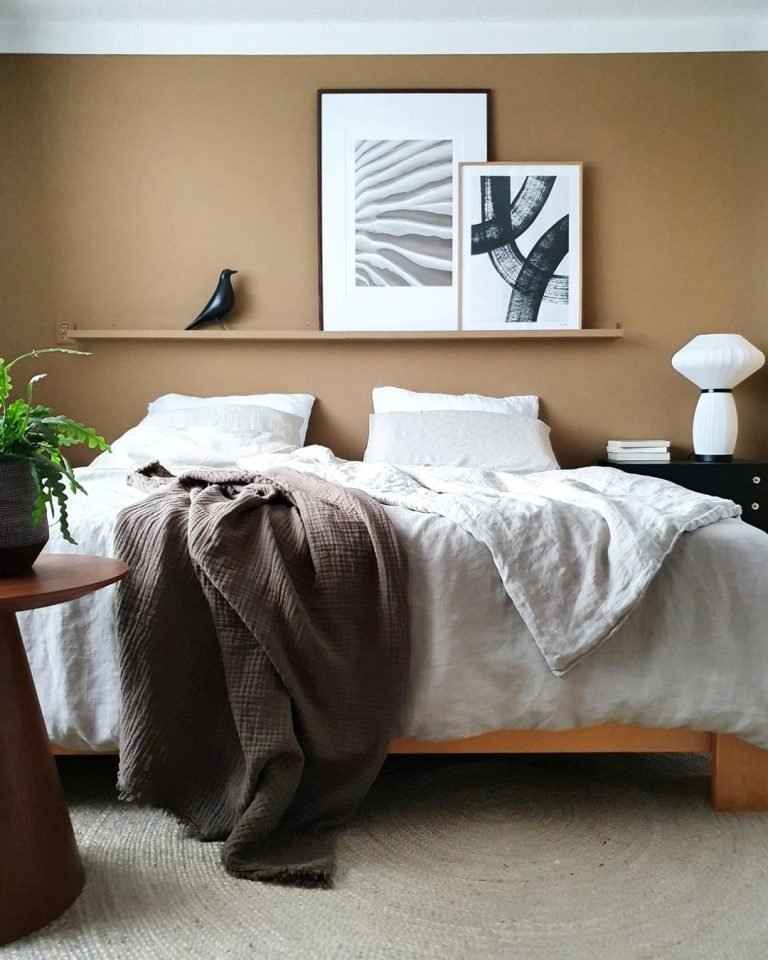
[0,461,49,576]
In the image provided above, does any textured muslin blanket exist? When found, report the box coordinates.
[114,465,409,886]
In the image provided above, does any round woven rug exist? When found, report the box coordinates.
[7,754,768,959]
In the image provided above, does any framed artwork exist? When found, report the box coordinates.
[318,90,489,331]
[459,162,582,330]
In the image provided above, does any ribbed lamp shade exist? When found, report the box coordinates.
[671,334,765,461]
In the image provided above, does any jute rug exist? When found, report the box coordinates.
[7,754,768,959]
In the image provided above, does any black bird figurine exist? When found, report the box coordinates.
[185,268,238,330]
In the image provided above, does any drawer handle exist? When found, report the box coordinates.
[752,503,760,511]
[754,476,762,485]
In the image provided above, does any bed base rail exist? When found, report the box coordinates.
[389,726,710,754]
[51,725,768,812]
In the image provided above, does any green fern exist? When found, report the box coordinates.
[0,348,110,544]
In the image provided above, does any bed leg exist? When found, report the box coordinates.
[711,734,768,812]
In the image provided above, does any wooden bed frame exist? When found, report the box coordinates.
[53,723,768,813]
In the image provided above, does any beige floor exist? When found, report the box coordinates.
[7,753,768,959]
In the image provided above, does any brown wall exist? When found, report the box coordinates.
[2,53,767,465]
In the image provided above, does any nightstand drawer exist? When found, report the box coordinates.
[742,499,765,525]
[598,460,768,534]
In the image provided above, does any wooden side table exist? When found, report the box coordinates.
[0,554,127,945]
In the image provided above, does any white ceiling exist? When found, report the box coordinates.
[3,1,767,23]
[1,0,766,53]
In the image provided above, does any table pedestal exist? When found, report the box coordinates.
[0,612,84,944]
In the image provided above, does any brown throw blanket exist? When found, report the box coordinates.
[114,464,410,886]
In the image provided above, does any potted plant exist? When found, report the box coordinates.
[0,348,110,575]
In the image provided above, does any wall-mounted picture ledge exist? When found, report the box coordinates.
[60,325,624,345]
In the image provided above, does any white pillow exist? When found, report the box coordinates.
[147,392,315,444]
[364,410,559,473]
[142,404,302,435]
[372,386,538,419]
[91,404,303,471]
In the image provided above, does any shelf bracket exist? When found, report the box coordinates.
[56,322,77,347]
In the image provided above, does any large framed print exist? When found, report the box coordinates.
[459,162,582,330]
[318,90,489,332]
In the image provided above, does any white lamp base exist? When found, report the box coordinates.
[692,391,737,461]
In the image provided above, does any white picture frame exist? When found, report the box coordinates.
[459,162,582,331]
[318,90,489,332]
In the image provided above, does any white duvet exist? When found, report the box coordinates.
[18,448,768,750]
[238,449,740,674]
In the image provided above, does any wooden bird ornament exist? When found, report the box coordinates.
[185,269,238,330]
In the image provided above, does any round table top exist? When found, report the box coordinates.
[0,555,128,613]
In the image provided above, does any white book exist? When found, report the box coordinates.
[607,440,670,450]
[606,452,671,462]
[606,446,669,454]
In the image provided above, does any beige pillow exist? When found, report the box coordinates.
[364,410,559,473]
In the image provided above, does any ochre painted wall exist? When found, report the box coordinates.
[2,53,767,464]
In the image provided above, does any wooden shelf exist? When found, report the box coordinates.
[68,327,624,342]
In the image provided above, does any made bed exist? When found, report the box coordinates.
[18,385,768,817]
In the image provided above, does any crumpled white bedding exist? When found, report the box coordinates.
[238,450,740,674]
[18,449,768,750]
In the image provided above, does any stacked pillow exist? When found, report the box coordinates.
[91,392,315,471]
[147,392,315,444]
[365,386,558,473]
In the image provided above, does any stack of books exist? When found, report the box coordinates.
[606,440,671,463]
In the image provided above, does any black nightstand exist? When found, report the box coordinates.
[598,460,768,534]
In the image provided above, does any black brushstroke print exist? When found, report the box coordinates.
[471,176,555,253]
[506,215,569,324]
[471,175,570,322]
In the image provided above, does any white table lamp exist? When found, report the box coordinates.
[671,334,765,461]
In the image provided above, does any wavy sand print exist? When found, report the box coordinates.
[354,139,453,287]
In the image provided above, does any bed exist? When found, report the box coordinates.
[19,392,768,814]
